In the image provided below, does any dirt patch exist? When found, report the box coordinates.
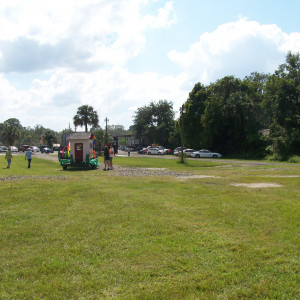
[231,183,283,188]
[262,175,300,178]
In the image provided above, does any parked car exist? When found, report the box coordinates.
[39,145,48,151]
[183,149,195,157]
[147,147,165,155]
[41,147,53,153]
[156,146,170,154]
[173,147,185,155]
[30,146,40,152]
[52,144,60,151]
[139,147,148,154]
[19,145,30,152]
[191,149,222,158]
[164,148,172,154]
[9,146,18,152]
[0,146,8,152]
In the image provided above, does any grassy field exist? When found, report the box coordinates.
[0,155,299,299]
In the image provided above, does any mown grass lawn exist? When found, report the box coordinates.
[0,155,299,299]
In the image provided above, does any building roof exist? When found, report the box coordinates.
[65,132,91,140]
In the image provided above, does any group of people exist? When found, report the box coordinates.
[4,144,115,170]
[103,144,114,171]
[4,147,34,169]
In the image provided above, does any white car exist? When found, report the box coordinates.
[147,147,165,155]
[9,146,18,152]
[191,149,222,158]
[0,146,8,152]
[30,146,40,152]
[173,147,185,155]
[183,149,195,157]
[156,146,169,154]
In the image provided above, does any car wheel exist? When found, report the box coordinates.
[63,165,67,170]
[158,152,161,155]
[213,154,217,158]
[196,154,200,158]
[148,152,151,155]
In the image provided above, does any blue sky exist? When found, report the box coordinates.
[1,0,300,131]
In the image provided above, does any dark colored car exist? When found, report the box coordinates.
[41,147,53,153]
[19,145,30,152]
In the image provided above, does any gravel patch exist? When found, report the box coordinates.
[102,166,191,177]
[0,175,69,182]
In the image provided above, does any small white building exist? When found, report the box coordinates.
[65,132,94,163]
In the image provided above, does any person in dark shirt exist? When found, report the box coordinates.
[103,146,109,171]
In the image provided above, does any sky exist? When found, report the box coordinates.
[1,0,300,132]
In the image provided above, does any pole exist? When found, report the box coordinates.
[105,117,109,145]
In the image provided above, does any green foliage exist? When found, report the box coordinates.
[181,76,266,156]
[133,100,175,147]
[43,129,57,148]
[93,128,105,148]
[263,52,300,157]
[178,52,299,160]
[1,122,21,145]
[73,105,99,132]
[107,125,127,137]
[183,83,208,149]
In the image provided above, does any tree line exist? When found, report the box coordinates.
[0,106,127,149]
[133,52,300,160]
[1,52,299,160]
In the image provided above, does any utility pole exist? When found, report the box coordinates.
[105,117,109,145]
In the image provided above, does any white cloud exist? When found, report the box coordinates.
[1,4,300,132]
[0,0,176,72]
[168,18,300,84]
[0,0,181,130]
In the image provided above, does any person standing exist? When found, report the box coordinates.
[25,148,34,168]
[109,145,114,170]
[5,147,13,168]
[103,146,109,171]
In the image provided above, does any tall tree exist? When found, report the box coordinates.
[43,129,57,148]
[107,125,127,137]
[183,83,209,149]
[73,105,99,132]
[3,118,23,130]
[1,122,21,145]
[133,100,174,146]
[263,52,300,158]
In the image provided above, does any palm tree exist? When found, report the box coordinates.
[73,105,99,132]
[43,129,57,148]
[1,123,21,145]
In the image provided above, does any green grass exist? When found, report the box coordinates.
[0,155,299,299]
[113,156,222,169]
